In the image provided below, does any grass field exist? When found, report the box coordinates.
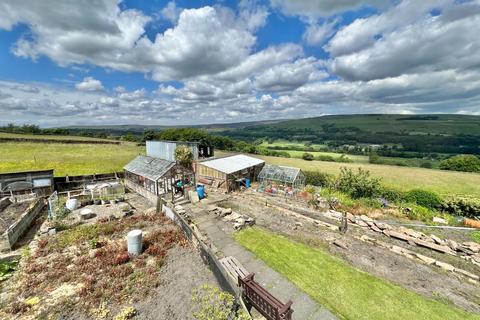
[0,142,144,176]
[235,227,480,320]
[0,132,118,142]
[249,154,480,197]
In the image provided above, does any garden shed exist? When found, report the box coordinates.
[196,154,265,191]
[258,165,306,191]
[0,169,54,197]
[124,155,194,204]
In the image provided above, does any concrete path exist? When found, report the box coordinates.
[193,213,337,320]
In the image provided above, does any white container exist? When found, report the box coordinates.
[66,198,79,211]
[127,229,143,256]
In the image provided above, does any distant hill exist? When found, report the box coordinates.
[221,114,480,155]
[267,114,480,136]
[63,119,284,134]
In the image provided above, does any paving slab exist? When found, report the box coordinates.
[193,212,338,320]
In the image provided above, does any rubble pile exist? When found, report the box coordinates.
[322,210,480,268]
[207,206,255,230]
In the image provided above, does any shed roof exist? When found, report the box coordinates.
[258,165,303,183]
[198,154,264,174]
[124,155,175,181]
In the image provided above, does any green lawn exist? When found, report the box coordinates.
[251,154,480,198]
[0,142,144,176]
[235,227,480,320]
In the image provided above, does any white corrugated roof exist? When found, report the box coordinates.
[199,154,264,174]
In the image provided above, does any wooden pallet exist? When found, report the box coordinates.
[219,256,249,284]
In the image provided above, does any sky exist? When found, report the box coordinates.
[0,0,479,127]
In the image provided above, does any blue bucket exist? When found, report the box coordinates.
[196,184,205,199]
[245,178,251,188]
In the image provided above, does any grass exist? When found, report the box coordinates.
[471,231,480,244]
[250,154,480,198]
[0,142,144,176]
[0,132,118,142]
[234,227,480,320]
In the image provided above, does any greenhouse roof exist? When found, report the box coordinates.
[124,155,175,181]
[258,165,304,183]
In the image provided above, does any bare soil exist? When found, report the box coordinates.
[0,201,32,234]
[190,190,480,314]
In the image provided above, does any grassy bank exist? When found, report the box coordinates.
[0,142,144,176]
[251,154,480,198]
[235,227,480,320]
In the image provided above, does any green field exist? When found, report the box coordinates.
[250,154,480,197]
[0,142,144,176]
[235,227,480,320]
[0,132,119,142]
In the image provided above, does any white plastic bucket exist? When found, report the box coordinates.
[127,229,143,256]
[66,198,79,211]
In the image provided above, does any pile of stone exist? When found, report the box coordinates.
[330,211,480,267]
[207,206,255,230]
[359,234,479,283]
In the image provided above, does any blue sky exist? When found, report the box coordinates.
[0,0,479,126]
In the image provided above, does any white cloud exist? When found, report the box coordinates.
[303,20,338,46]
[75,77,105,92]
[327,0,480,81]
[160,1,182,24]
[270,0,389,18]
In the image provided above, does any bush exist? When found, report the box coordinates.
[304,171,333,187]
[403,189,442,209]
[334,167,382,199]
[379,186,405,202]
[441,197,480,218]
[302,153,314,161]
[439,154,480,172]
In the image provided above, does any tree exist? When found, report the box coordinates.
[142,129,157,142]
[439,155,480,172]
[302,153,314,161]
[174,145,194,169]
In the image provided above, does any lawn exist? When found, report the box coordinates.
[0,142,144,176]
[235,227,480,320]
[252,154,480,198]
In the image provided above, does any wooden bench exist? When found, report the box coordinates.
[239,273,293,320]
[219,256,249,283]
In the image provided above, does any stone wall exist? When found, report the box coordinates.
[125,179,159,206]
[0,199,45,251]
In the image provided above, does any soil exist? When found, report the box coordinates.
[134,245,221,320]
[0,201,32,234]
[188,190,480,314]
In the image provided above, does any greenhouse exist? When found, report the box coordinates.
[258,164,306,191]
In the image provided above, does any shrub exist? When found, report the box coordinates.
[441,197,480,218]
[302,153,314,161]
[192,284,249,320]
[439,154,480,172]
[334,167,382,199]
[316,155,335,162]
[379,186,405,202]
[403,189,442,209]
[304,171,333,187]
[420,162,433,169]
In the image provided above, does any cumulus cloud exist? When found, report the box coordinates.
[160,1,182,24]
[75,77,105,92]
[270,0,389,18]
[327,0,480,81]
[303,20,338,46]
